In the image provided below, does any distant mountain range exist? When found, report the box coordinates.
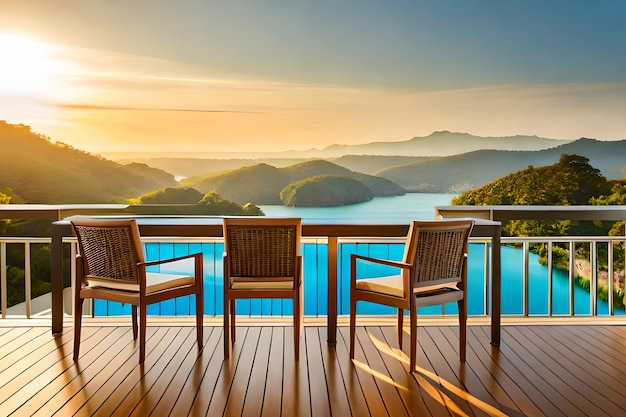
[377,138,626,192]
[115,131,569,177]
[2,120,624,206]
[117,134,625,195]
[319,131,569,157]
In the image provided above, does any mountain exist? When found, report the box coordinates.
[107,131,573,180]
[179,159,405,205]
[108,131,570,163]
[329,155,436,175]
[318,131,569,157]
[0,121,176,203]
[112,155,434,179]
[377,138,626,192]
[113,157,312,179]
[280,175,374,207]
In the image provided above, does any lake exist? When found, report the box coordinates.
[97,193,623,317]
[259,192,457,222]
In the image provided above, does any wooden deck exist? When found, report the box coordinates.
[1,320,625,417]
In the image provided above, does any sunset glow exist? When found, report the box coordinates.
[0,32,66,98]
[1,2,625,155]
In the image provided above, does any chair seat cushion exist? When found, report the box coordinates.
[356,275,404,298]
[85,272,195,293]
[356,275,462,299]
[414,287,464,306]
[230,276,294,290]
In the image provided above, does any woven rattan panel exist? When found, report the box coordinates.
[227,226,296,277]
[415,229,466,283]
[75,225,138,282]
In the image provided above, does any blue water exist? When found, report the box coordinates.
[259,193,457,223]
[95,193,624,317]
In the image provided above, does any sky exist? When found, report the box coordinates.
[1,0,625,155]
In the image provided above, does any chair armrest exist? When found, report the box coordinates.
[351,253,412,270]
[140,252,203,268]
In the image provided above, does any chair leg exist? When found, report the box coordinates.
[230,300,236,344]
[73,297,83,361]
[139,303,147,364]
[132,305,138,340]
[349,297,357,359]
[397,308,404,349]
[223,296,230,359]
[458,299,467,362]
[196,292,204,350]
[293,290,301,361]
[409,305,417,373]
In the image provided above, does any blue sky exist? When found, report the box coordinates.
[1,1,625,154]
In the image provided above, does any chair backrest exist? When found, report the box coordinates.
[402,220,474,289]
[223,217,301,278]
[71,218,145,283]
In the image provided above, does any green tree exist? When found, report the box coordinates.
[198,191,263,215]
[137,187,203,204]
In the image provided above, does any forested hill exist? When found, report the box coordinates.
[0,121,176,203]
[453,154,611,206]
[451,154,623,238]
[377,138,626,192]
[179,159,405,205]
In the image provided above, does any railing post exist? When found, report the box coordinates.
[25,243,31,318]
[327,236,338,345]
[51,224,64,335]
[484,242,489,316]
[591,242,597,316]
[523,241,529,317]
[569,241,575,316]
[547,242,553,316]
[608,242,614,316]
[491,226,501,346]
[1,242,6,319]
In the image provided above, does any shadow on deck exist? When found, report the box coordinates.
[1,320,625,416]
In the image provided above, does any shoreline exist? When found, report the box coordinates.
[574,258,624,291]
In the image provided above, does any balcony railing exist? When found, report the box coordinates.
[1,204,625,322]
[1,234,625,320]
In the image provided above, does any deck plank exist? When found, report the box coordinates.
[164,326,220,416]
[455,327,532,417]
[260,327,284,417]
[359,326,410,417]
[334,327,373,417]
[306,327,332,417]
[1,322,626,417]
[26,327,127,417]
[507,326,623,417]
[437,326,513,417]
[85,327,173,416]
[217,327,261,416]
[280,326,311,417]
[317,327,353,417]
[128,327,198,417]
[190,325,239,416]
[475,326,561,417]
[374,326,441,417]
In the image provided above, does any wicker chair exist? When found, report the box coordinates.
[71,218,204,364]
[222,217,303,360]
[349,219,473,372]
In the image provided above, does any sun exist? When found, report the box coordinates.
[0,32,65,98]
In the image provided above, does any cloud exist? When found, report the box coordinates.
[54,103,263,114]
